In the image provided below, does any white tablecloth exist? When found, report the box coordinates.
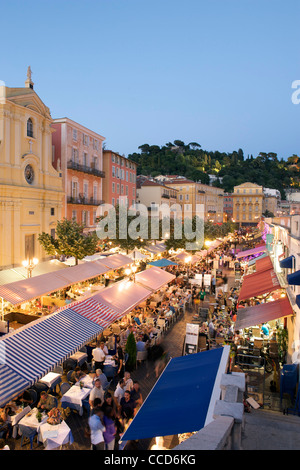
[18,408,48,432]
[8,406,31,427]
[39,372,62,388]
[75,374,94,389]
[104,355,116,366]
[60,386,90,416]
[38,420,73,450]
[70,351,88,365]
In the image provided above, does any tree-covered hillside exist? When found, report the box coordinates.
[128,141,300,199]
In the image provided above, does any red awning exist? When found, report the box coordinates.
[235,297,293,330]
[256,256,273,273]
[238,268,281,302]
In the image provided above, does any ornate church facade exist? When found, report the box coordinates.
[0,69,64,268]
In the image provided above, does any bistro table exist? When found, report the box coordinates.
[18,407,48,444]
[38,420,74,450]
[70,351,88,366]
[75,374,94,389]
[60,385,90,416]
[8,405,31,438]
[39,372,62,392]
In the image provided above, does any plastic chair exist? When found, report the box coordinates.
[60,382,71,395]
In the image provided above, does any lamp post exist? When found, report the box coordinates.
[22,258,38,278]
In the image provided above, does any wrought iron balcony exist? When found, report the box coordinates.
[67,160,105,178]
[67,195,105,206]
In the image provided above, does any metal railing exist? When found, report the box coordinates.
[67,195,105,206]
[67,160,105,178]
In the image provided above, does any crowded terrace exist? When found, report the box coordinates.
[0,229,292,450]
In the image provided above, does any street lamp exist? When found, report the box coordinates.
[22,258,39,278]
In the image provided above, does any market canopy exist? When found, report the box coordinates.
[0,308,102,406]
[148,258,178,268]
[0,260,68,286]
[280,256,295,270]
[235,297,294,330]
[0,254,133,306]
[98,253,133,269]
[144,244,166,255]
[173,251,190,261]
[127,250,149,261]
[135,266,175,291]
[238,268,281,302]
[121,346,230,442]
[236,245,267,259]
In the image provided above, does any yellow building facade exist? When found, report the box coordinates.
[232,182,264,226]
[0,70,64,268]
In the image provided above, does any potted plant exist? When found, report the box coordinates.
[277,326,288,365]
[36,411,42,423]
[125,332,137,371]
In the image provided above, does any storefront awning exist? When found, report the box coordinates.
[121,346,230,442]
[248,253,268,266]
[236,245,267,259]
[0,308,102,406]
[287,270,300,286]
[256,256,273,273]
[280,256,295,270]
[235,297,294,330]
[238,268,281,302]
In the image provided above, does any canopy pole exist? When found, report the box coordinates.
[1,297,3,322]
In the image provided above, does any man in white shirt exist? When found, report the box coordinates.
[89,379,104,410]
[114,378,125,407]
[88,407,106,450]
[92,341,106,370]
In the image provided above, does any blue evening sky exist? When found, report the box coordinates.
[0,0,299,160]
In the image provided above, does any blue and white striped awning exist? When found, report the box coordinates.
[0,364,31,407]
[0,308,102,405]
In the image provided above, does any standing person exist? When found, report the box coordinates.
[113,338,124,380]
[124,371,133,392]
[131,381,143,414]
[103,407,117,450]
[89,379,105,411]
[114,379,126,408]
[211,275,216,294]
[92,341,106,371]
[120,391,135,424]
[88,407,106,450]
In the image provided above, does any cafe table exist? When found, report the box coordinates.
[75,374,94,389]
[104,355,116,366]
[70,351,88,366]
[38,420,74,450]
[8,405,31,438]
[39,372,62,391]
[18,407,48,442]
[60,385,90,416]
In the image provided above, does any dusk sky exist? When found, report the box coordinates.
[0,0,299,160]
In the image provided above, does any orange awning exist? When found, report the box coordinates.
[235,297,293,330]
[238,268,281,302]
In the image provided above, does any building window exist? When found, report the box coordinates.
[27,118,34,137]
[112,182,115,193]
[73,129,77,141]
[112,166,115,177]
[50,207,55,216]
[72,210,77,221]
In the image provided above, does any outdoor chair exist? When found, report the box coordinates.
[136,350,148,366]
[60,382,71,395]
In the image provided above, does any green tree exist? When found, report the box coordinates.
[38,218,98,265]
